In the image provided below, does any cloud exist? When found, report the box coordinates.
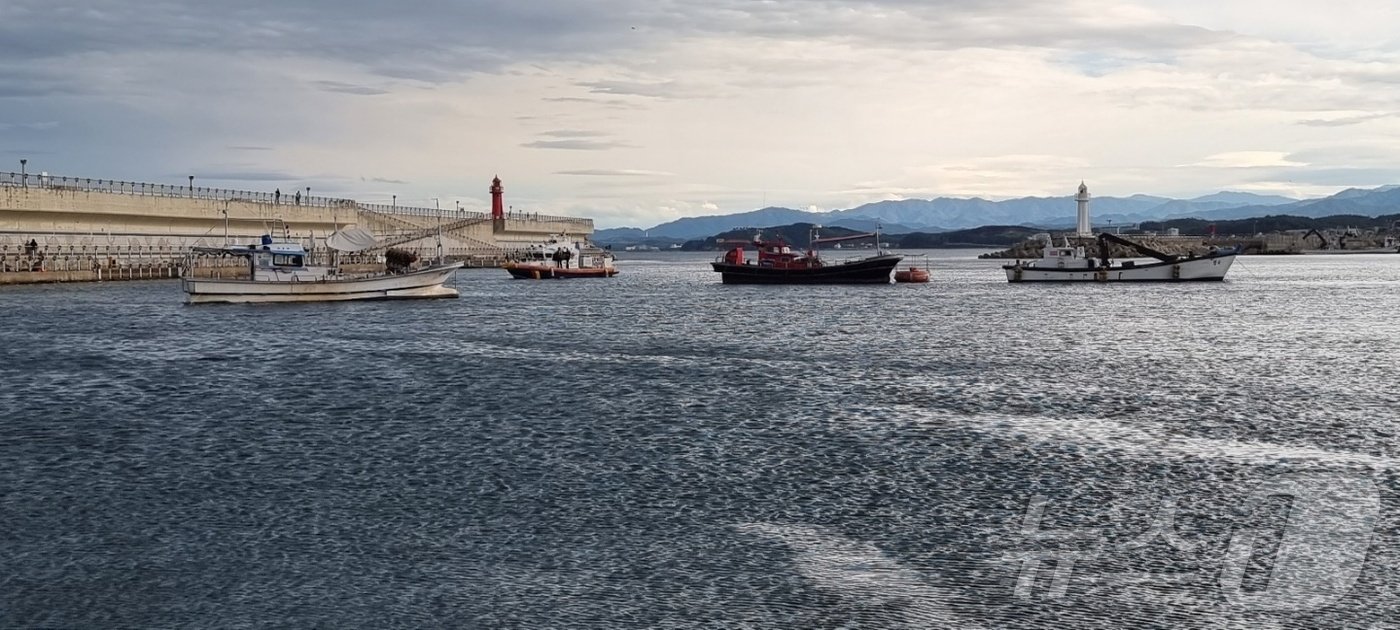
[576,79,703,99]
[521,139,634,150]
[0,148,53,156]
[0,121,57,131]
[193,170,302,182]
[554,169,671,176]
[0,63,85,99]
[226,145,273,151]
[1184,151,1310,169]
[312,80,388,96]
[538,129,607,138]
[1297,112,1397,127]
[541,96,646,109]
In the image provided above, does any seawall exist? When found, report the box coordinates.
[0,172,594,285]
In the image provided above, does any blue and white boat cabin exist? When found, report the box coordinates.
[196,235,337,282]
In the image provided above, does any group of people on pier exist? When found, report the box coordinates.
[273,188,303,205]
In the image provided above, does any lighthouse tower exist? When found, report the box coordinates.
[1075,181,1092,237]
[490,176,505,232]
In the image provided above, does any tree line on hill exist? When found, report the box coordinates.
[674,213,1400,252]
[679,223,1044,250]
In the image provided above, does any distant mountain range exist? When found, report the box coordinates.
[595,187,1380,244]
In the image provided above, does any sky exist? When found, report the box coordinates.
[3,1,1400,228]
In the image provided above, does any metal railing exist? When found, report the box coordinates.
[0,171,593,228]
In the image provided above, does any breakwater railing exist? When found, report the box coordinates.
[0,171,594,228]
[0,241,520,277]
[0,246,212,282]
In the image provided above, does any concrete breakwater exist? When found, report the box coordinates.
[0,171,594,285]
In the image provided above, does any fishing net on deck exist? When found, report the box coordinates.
[326,226,378,252]
[385,248,418,273]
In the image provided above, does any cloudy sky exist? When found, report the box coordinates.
[3,1,1400,227]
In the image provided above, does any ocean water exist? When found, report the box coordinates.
[3,250,1400,628]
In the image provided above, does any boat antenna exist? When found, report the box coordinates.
[875,222,883,254]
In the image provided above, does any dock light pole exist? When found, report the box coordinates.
[188,175,194,197]
[19,159,26,188]
[392,194,396,211]
[306,186,311,205]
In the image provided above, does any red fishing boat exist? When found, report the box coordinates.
[710,227,901,284]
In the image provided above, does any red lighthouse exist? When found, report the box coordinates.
[490,176,506,233]
[490,176,505,220]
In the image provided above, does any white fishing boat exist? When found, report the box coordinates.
[181,227,462,304]
[1005,233,1238,283]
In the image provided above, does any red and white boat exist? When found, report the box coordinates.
[505,238,617,279]
[504,263,618,279]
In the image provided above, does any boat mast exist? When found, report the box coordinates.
[435,198,444,264]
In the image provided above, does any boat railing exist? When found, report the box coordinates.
[817,252,896,266]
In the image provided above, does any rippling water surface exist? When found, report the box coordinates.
[4,251,1400,628]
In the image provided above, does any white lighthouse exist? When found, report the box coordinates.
[1075,181,1092,237]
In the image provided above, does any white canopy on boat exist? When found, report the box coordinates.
[326,226,378,252]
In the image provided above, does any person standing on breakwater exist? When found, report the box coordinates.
[294,190,301,205]
[275,188,281,204]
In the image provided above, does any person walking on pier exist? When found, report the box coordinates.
[275,188,281,204]
[294,190,301,205]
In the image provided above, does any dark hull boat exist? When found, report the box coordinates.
[712,254,901,284]
[710,227,901,284]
